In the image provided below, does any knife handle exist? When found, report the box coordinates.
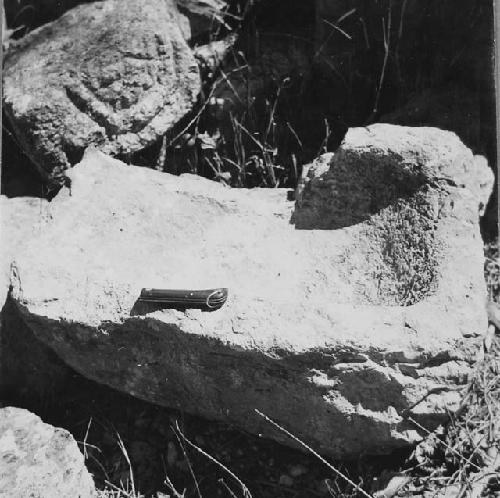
[138,288,228,310]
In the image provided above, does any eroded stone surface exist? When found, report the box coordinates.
[0,407,95,498]
[0,196,53,396]
[0,196,49,307]
[4,125,491,457]
[294,125,492,308]
[177,0,228,39]
[3,0,200,187]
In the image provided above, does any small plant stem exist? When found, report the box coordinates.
[407,416,482,472]
[173,422,252,498]
[115,432,136,497]
[322,19,352,40]
[165,65,248,150]
[254,409,373,498]
[172,425,203,498]
[164,475,186,498]
[367,1,392,123]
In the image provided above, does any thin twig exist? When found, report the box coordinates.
[104,479,141,498]
[219,68,245,105]
[172,425,203,498]
[115,432,136,497]
[165,65,248,150]
[286,121,303,148]
[174,421,252,498]
[90,453,111,483]
[395,0,408,93]
[337,8,357,24]
[218,478,239,498]
[485,256,500,267]
[359,17,370,49]
[254,409,373,498]
[322,19,352,40]
[79,417,95,460]
[233,119,265,152]
[366,1,392,124]
[407,416,482,472]
[164,475,186,498]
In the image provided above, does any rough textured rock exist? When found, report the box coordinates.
[4,125,491,458]
[177,0,228,40]
[3,0,200,187]
[3,0,91,28]
[380,86,498,239]
[0,196,48,307]
[0,196,73,400]
[3,0,224,42]
[294,124,493,308]
[0,407,95,497]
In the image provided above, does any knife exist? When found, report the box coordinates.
[138,287,228,311]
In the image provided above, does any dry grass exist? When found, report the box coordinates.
[485,241,500,303]
[255,409,373,498]
[387,240,500,497]
[400,335,500,497]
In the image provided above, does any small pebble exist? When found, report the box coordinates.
[166,441,177,467]
[289,463,308,477]
[279,475,294,487]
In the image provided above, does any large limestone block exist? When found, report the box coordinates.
[6,124,490,458]
[2,0,200,187]
[0,407,95,498]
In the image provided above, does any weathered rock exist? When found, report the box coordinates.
[4,124,491,458]
[0,195,48,307]
[177,0,228,40]
[3,0,223,42]
[380,86,498,238]
[0,196,74,400]
[3,0,200,187]
[294,124,492,307]
[3,0,89,28]
[0,407,95,497]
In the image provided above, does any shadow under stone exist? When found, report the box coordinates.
[1,126,47,199]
